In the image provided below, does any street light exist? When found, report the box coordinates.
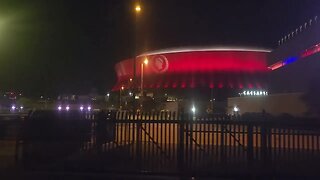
[120,86,124,109]
[140,58,148,110]
[135,4,141,13]
[191,105,196,120]
[132,1,144,113]
[191,105,196,114]
[141,58,148,96]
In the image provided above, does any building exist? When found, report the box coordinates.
[112,16,319,116]
[229,16,320,117]
[113,47,270,114]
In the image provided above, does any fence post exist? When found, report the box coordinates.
[261,122,270,172]
[178,111,185,176]
[247,123,254,168]
[220,122,225,163]
[136,112,142,168]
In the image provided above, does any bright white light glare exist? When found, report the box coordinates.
[20,106,23,109]
[11,105,15,110]
[58,106,62,111]
[80,106,84,111]
[233,106,239,112]
[107,93,110,97]
[87,106,91,111]
[66,106,70,111]
[243,91,246,95]
[129,92,133,96]
[191,105,196,114]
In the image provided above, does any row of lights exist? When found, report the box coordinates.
[57,105,92,111]
[239,90,268,96]
[278,16,317,46]
[11,105,23,111]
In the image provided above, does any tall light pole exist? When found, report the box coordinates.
[133,1,142,112]
[120,86,124,110]
[141,58,148,97]
[139,58,148,111]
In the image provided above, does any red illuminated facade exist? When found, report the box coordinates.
[113,47,270,91]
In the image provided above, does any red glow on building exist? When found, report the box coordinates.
[113,49,269,90]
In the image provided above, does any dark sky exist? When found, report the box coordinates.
[0,0,319,97]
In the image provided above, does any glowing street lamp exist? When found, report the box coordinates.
[141,58,148,96]
[233,106,240,116]
[191,105,196,120]
[143,58,148,65]
[135,4,141,13]
[140,58,148,111]
[120,86,124,109]
[233,106,239,112]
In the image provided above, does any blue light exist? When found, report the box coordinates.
[283,57,298,65]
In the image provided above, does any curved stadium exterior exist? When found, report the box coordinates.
[113,47,271,92]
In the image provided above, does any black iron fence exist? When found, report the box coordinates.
[4,111,320,177]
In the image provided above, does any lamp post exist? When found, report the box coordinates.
[141,58,148,96]
[133,1,142,113]
[120,86,124,109]
[140,58,148,110]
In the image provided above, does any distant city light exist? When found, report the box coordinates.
[20,106,23,110]
[129,92,133,96]
[80,106,84,111]
[66,106,70,111]
[107,93,110,97]
[87,106,92,111]
[11,105,15,110]
[58,106,62,111]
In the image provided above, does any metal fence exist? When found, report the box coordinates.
[79,111,320,177]
[7,111,320,177]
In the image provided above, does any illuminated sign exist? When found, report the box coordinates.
[151,55,169,73]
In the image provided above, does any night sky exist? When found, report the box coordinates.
[0,0,319,97]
